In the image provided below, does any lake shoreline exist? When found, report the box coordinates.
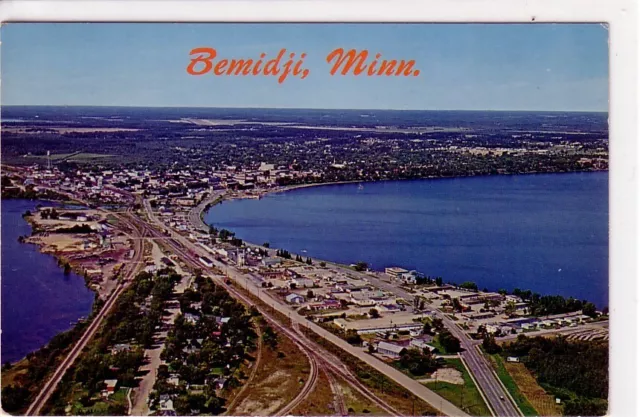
[222,168,610,203]
[204,171,609,308]
[1,199,98,365]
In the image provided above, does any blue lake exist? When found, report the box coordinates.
[1,200,95,364]
[205,172,609,308]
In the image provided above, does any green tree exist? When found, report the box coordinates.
[345,329,362,345]
[504,300,517,317]
[369,308,380,319]
[459,281,478,291]
[174,394,191,415]
[354,261,368,272]
[438,331,461,353]
[1,385,30,412]
[399,348,438,376]
[482,334,502,354]
[431,317,444,331]
[582,302,598,318]
[262,326,279,349]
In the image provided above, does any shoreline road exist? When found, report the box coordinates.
[197,199,519,416]
[25,212,146,416]
[186,191,226,233]
[134,205,470,417]
[131,215,413,417]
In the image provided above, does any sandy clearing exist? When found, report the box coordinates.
[418,367,464,385]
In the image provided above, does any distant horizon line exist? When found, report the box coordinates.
[0,104,609,114]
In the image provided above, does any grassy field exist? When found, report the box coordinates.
[1,359,30,389]
[67,153,115,162]
[488,354,539,416]
[338,378,385,416]
[429,334,459,355]
[23,153,76,161]
[424,358,492,416]
[500,358,562,416]
[23,152,114,163]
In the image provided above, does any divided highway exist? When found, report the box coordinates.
[357,272,522,417]
[192,195,521,416]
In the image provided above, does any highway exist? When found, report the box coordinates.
[132,208,406,415]
[139,201,470,416]
[354,273,522,417]
[198,198,521,416]
[186,190,226,233]
[206,231,520,416]
[25,210,146,416]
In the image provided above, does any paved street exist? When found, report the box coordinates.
[143,202,471,417]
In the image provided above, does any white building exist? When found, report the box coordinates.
[410,339,437,352]
[385,267,409,279]
[285,293,304,304]
[376,341,407,358]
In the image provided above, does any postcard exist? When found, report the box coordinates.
[0,21,619,417]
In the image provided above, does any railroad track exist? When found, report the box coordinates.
[326,368,349,416]
[128,213,405,416]
[274,337,320,416]
[25,214,146,416]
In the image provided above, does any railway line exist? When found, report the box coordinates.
[126,212,407,416]
[274,339,319,416]
[326,368,349,416]
[25,210,146,416]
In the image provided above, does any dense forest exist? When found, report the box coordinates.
[502,335,608,416]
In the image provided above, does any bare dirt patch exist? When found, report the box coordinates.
[226,330,310,416]
[418,368,464,385]
[291,369,335,416]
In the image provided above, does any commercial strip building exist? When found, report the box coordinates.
[333,313,424,335]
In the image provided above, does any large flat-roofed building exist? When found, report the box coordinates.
[333,313,423,334]
[385,267,409,279]
[459,292,504,305]
[376,341,407,358]
[262,257,282,267]
[462,311,496,320]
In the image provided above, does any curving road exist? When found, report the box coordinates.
[135,204,470,416]
[197,197,520,416]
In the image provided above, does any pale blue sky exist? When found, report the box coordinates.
[1,23,608,111]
